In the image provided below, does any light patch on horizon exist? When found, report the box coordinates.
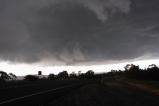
[0,59,159,76]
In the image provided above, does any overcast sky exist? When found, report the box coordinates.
[0,0,159,66]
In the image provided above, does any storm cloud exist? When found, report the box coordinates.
[0,0,159,65]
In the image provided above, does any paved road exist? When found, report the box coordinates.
[0,80,85,106]
[49,82,159,106]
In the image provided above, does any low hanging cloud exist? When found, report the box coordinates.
[0,0,159,65]
[80,0,131,21]
[2,0,131,21]
[51,0,131,21]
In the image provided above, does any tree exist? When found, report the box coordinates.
[48,74,55,80]
[9,73,17,80]
[85,70,95,79]
[147,64,159,80]
[78,73,86,79]
[148,64,159,71]
[0,71,11,82]
[24,75,39,81]
[58,71,68,79]
[124,64,140,71]
[69,72,77,78]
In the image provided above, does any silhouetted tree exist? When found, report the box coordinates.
[69,72,77,79]
[85,70,95,79]
[58,71,68,80]
[0,71,11,82]
[9,73,17,80]
[48,74,55,80]
[146,64,159,80]
[78,73,86,79]
[111,70,117,73]
[24,75,39,81]
[107,64,159,81]
[124,64,140,71]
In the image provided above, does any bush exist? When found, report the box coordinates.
[57,71,68,79]
[85,70,95,79]
[48,74,55,80]
[24,75,39,81]
[69,72,77,79]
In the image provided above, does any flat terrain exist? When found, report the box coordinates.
[49,81,159,106]
[1,80,159,106]
[0,80,87,106]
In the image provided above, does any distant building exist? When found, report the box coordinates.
[38,71,42,75]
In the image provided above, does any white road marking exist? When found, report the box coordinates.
[0,84,75,105]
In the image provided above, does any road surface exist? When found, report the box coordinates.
[0,80,85,106]
[49,82,159,106]
[1,80,159,106]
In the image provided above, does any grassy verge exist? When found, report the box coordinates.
[118,78,159,95]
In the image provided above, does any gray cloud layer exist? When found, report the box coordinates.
[0,0,159,65]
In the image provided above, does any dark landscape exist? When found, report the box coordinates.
[1,64,159,106]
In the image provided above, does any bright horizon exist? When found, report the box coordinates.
[0,59,159,76]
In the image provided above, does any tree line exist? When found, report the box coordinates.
[1,64,159,82]
[24,70,95,81]
[107,64,159,81]
[0,70,95,82]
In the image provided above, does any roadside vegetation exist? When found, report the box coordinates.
[1,64,159,105]
[1,64,159,90]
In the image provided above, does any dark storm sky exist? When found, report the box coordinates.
[0,0,159,65]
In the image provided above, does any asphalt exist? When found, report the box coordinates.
[48,82,159,106]
[1,80,159,106]
[0,80,85,106]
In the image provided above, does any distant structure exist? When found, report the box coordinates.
[38,71,42,76]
